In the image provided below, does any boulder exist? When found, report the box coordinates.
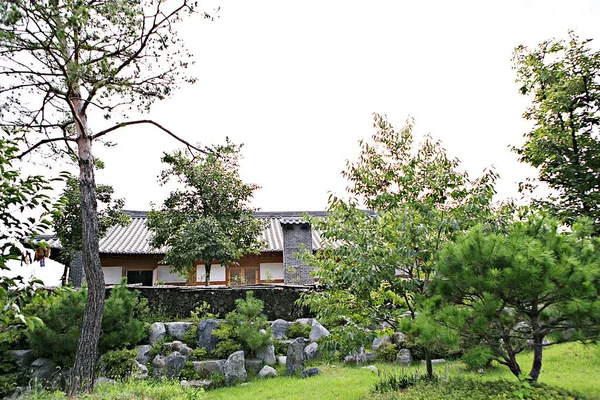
[393,332,406,346]
[258,365,278,378]
[304,342,319,359]
[136,345,152,365]
[133,361,148,379]
[149,322,166,345]
[165,322,193,341]
[309,321,330,342]
[164,351,187,378]
[256,344,276,366]
[362,365,378,373]
[49,368,71,390]
[30,358,57,384]
[421,359,446,365]
[197,319,221,354]
[277,356,287,365]
[372,336,391,352]
[224,350,247,385]
[270,319,291,339]
[286,337,305,375]
[396,349,413,365]
[301,367,320,378]
[8,350,36,369]
[151,355,166,377]
[192,360,225,375]
[181,379,212,389]
[294,318,313,326]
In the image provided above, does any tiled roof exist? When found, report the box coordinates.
[44,211,335,255]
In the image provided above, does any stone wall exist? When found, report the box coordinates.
[106,285,315,320]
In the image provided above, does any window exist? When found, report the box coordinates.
[228,266,258,286]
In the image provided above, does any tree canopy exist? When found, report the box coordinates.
[513,31,600,232]
[435,214,600,381]
[147,141,264,286]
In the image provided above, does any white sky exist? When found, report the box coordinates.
[26,0,600,211]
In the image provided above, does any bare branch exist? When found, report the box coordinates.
[18,136,77,159]
[91,119,206,154]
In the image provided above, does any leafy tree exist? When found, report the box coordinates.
[435,214,600,381]
[147,141,264,286]
[0,1,212,392]
[53,172,130,287]
[513,31,600,232]
[301,114,502,377]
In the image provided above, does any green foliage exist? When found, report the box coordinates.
[300,114,504,372]
[189,302,215,322]
[512,31,600,233]
[435,214,600,381]
[211,322,243,360]
[273,339,287,356]
[190,347,208,361]
[26,282,148,367]
[99,349,138,380]
[52,174,130,266]
[147,141,265,285]
[286,322,311,339]
[182,325,199,349]
[209,372,226,389]
[372,372,438,394]
[180,361,203,381]
[374,342,398,363]
[462,346,494,370]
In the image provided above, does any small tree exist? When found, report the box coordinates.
[301,114,502,377]
[148,141,265,286]
[53,172,130,286]
[513,31,600,232]
[435,214,600,381]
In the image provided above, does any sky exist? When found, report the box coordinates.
[24,0,600,212]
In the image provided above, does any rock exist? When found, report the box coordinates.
[30,358,57,384]
[294,318,313,326]
[224,350,247,385]
[362,365,378,373]
[178,343,193,357]
[372,336,391,351]
[420,359,446,365]
[198,319,221,354]
[192,360,225,375]
[258,365,278,378]
[304,342,319,359]
[244,358,264,372]
[270,319,291,339]
[164,351,187,378]
[256,344,276,366]
[49,368,71,390]
[136,345,152,365]
[94,377,116,387]
[309,321,330,342]
[393,332,406,346]
[344,347,367,364]
[133,361,148,379]
[301,367,320,378]
[181,379,212,389]
[165,322,193,341]
[152,355,166,377]
[8,350,36,369]
[396,349,413,365]
[149,322,166,345]
[286,337,305,375]
[366,351,375,362]
[277,356,287,365]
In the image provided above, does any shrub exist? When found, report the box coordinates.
[179,361,202,380]
[373,372,438,394]
[190,347,208,361]
[212,322,242,359]
[27,282,148,367]
[209,372,226,389]
[182,325,198,349]
[99,348,138,380]
[287,321,311,339]
[189,302,215,322]
[462,345,493,370]
[375,342,398,362]
[273,339,287,356]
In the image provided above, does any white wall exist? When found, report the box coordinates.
[196,264,226,283]
[102,266,123,285]
[157,265,187,283]
[260,262,284,281]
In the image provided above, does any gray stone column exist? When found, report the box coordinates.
[282,223,313,285]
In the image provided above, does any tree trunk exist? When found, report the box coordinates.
[529,334,544,381]
[67,118,105,394]
[506,353,522,379]
[204,263,211,286]
[424,348,433,379]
